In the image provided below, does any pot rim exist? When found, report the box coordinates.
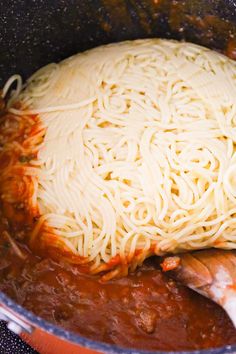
[0,291,235,354]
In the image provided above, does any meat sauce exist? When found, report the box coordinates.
[0,236,236,351]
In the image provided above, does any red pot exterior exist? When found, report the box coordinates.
[21,329,100,354]
[0,302,100,354]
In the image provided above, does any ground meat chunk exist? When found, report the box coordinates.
[137,309,157,334]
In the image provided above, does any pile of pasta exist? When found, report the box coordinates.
[2,39,236,278]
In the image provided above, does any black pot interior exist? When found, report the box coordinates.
[0,0,236,86]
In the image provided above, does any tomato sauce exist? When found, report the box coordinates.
[0,233,236,352]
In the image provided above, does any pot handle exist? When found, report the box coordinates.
[0,305,33,335]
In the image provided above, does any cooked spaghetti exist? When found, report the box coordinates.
[1,39,236,277]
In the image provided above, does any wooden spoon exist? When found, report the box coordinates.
[161,249,236,327]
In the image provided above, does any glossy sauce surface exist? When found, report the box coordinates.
[0,238,236,351]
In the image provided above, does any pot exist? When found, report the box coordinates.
[0,1,236,353]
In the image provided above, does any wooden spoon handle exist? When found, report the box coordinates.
[161,249,236,327]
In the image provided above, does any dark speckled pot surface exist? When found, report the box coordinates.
[1,1,236,353]
[1,0,236,86]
